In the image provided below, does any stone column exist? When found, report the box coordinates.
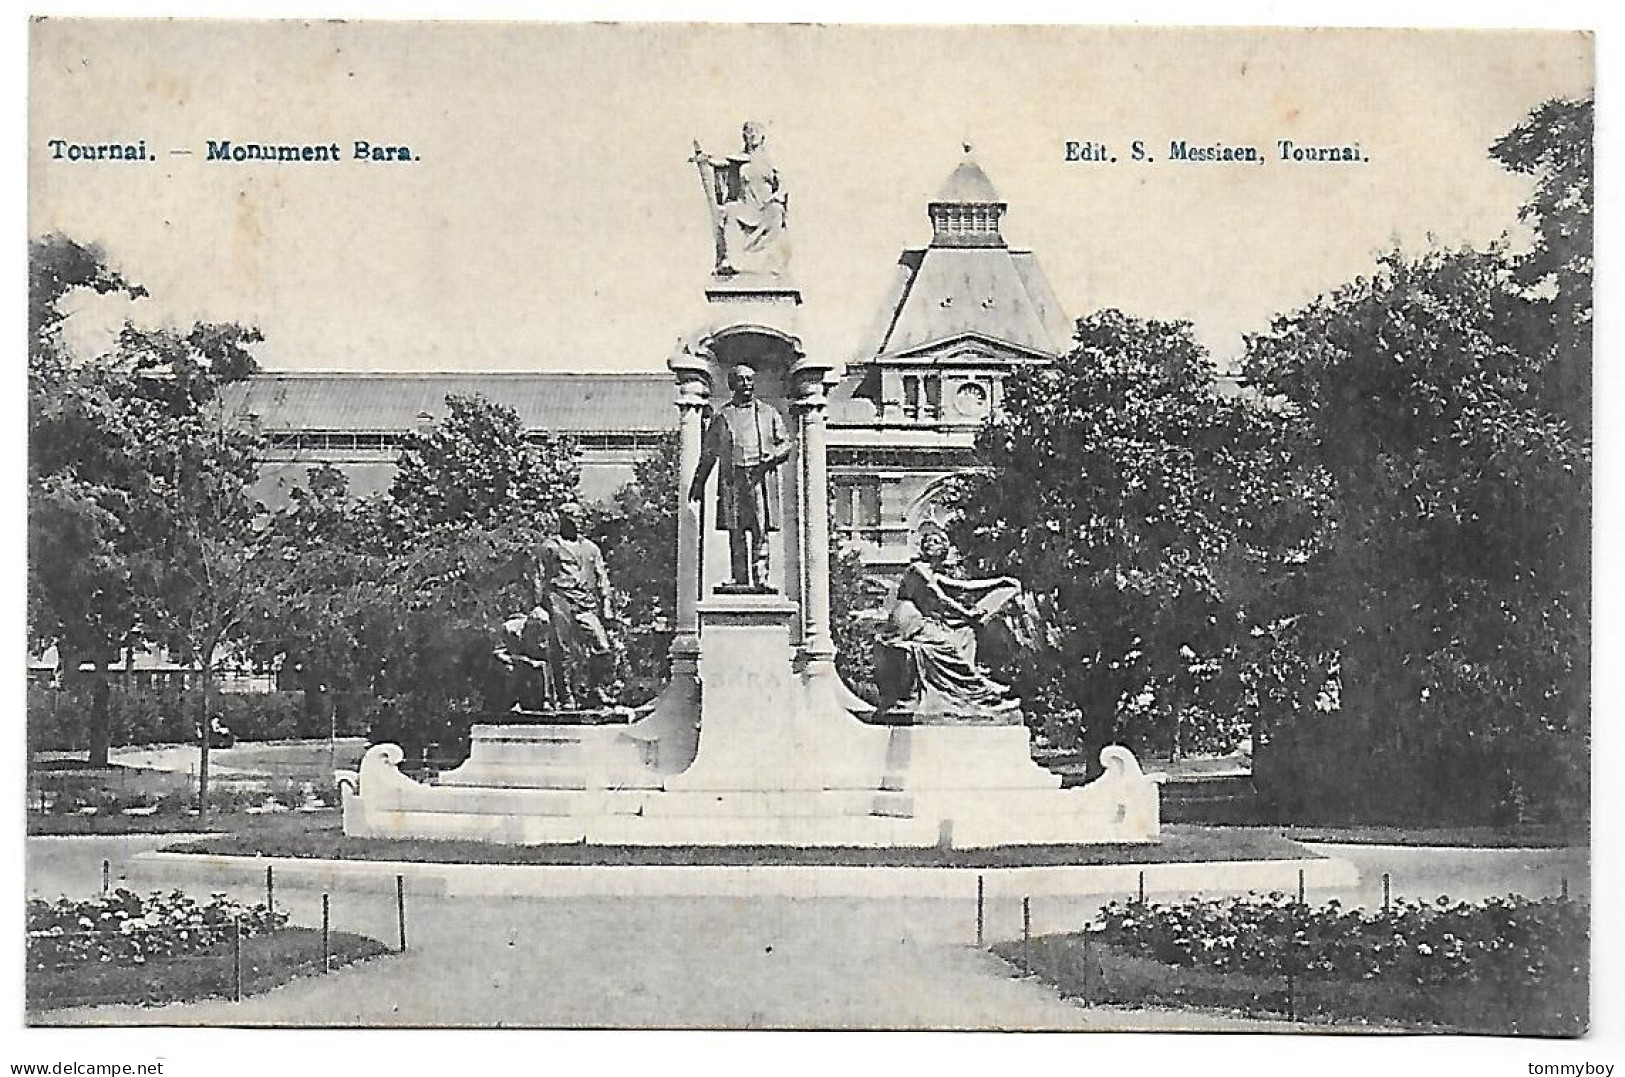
[791,364,835,663]
[620,343,711,773]
[671,362,712,649]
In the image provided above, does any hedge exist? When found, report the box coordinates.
[28,684,369,752]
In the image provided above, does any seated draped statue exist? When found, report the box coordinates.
[874,530,1025,724]
[694,121,790,277]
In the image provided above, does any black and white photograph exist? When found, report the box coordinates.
[18,13,1604,1060]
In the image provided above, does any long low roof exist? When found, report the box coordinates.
[225,371,676,433]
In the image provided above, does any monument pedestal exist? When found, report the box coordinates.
[341,723,1162,848]
[664,594,890,794]
[437,724,661,790]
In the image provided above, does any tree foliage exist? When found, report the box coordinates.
[28,237,267,779]
[949,310,1316,766]
[1244,245,1589,824]
[592,435,679,698]
[1242,98,1592,825]
[386,393,579,536]
[247,395,584,761]
[28,237,150,681]
[1491,96,1592,426]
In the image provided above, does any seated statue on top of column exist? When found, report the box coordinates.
[692,121,790,277]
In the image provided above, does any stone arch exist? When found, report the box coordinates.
[904,476,960,544]
[695,324,806,405]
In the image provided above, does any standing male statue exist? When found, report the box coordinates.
[534,503,616,708]
[688,364,794,590]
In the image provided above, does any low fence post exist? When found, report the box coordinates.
[975,874,985,948]
[265,864,274,914]
[1021,896,1031,972]
[1561,875,1570,900]
[322,893,331,973]
[1081,932,1091,1003]
[1137,870,1145,905]
[232,918,243,1003]
[396,874,408,952]
[1297,867,1306,906]
[1382,872,1391,912]
[101,859,110,894]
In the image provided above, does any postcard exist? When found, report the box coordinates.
[24,18,1595,1051]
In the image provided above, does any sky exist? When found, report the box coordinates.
[28,22,1593,375]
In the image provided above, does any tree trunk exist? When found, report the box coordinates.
[1078,717,1113,783]
[55,643,100,765]
[87,667,111,768]
[197,659,212,821]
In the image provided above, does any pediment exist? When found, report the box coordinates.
[876,332,1052,367]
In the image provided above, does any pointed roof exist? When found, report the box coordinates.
[934,150,1002,204]
[855,151,1070,362]
[862,248,1068,360]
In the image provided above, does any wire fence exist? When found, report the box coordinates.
[978,866,1588,1033]
[26,865,409,1012]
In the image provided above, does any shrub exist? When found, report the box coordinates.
[1091,892,1589,992]
[29,685,353,751]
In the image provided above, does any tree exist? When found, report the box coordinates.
[1238,99,1592,825]
[112,323,269,817]
[27,235,274,792]
[1244,245,1588,824]
[28,236,149,766]
[948,310,1319,774]
[386,393,580,537]
[245,395,585,762]
[244,465,376,736]
[1491,97,1592,429]
[593,434,678,699]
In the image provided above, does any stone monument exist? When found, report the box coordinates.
[339,127,1163,847]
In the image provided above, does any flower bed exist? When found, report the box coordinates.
[27,889,286,970]
[26,889,392,1013]
[996,892,1588,1035]
[27,927,391,1013]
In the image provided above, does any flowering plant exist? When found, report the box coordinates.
[1091,892,1588,988]
[27,889,288,970]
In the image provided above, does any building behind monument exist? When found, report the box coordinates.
[227,150,1076,580]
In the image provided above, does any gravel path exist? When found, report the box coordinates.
[26,835,1584,1030]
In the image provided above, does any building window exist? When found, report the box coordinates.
[924,375,942,419]
[834,478,883,542]
[901,374,942,422]
[954,381,990,419]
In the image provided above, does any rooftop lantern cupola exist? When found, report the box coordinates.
[928,143,1007,249]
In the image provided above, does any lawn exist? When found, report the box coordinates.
[28,739,365,835]
[30,806,344,838]
[27,926,391,1013]
[163,822,1318,867]
[1283,824,1585,849]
